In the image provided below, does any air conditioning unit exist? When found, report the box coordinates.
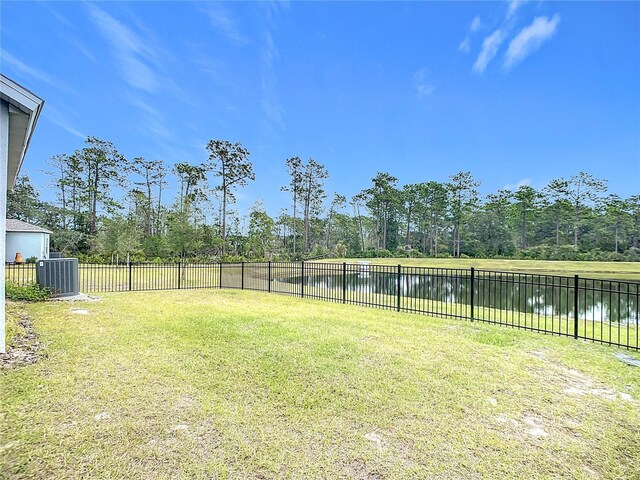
[36,258,79,297]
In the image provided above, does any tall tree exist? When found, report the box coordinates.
[481,190,515,256]
[351,192,368,252]
[601,194,628,253]
[6,175,42,224]
[447,171,480,257]
[206,140,255,255]
[416,181,448,256]
[46,154,75,229]
[300,159,328,253]
[174,162,207,212]
[366,172,400,252]
[281,156,303,255]
[512,185,541,250]
[73,136,129,235]
[401,183,421,248]
[130,158,166,236]
[546,172,607,250]
[325,193,346,249]
[625,195,640,251]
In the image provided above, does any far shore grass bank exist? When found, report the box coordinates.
[319,258,640,281]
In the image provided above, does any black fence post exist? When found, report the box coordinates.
[241,262,245,290]
[574,274,579,339]
[470,267,475,321]
[342,262,347,304]
[128,261,132,291]
[268,261,272,293]
[177,261,181,290]
[219,262,223,289]
[301,261,305,298]
[397,264,401,312]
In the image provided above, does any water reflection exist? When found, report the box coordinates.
[283,272,639,325]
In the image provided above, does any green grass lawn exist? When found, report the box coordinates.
[321,258,640,280]
[2,290,639,479]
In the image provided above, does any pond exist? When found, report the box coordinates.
[281,271,639,325]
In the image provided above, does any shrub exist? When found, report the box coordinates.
[334,243,347,258]
[220,254,246,263]
[5,282,51,301]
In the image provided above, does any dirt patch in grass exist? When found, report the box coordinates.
[527,349,636,403]
[0,310,44,369]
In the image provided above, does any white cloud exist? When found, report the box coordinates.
[413,69,435,99]
[504,14,560,70]
[458,37,471,54]
[86,4,161,93]
[507,0,527,20]
[45,106,86,140]
[473,29,507,73]
[50,120,86,140]
[128,96,175,140]
[260,31,285,132]
[205,5,247,45]
[458,16,483,54]
[504,178,532,191]
[0,49,67,91]
[470,16,483,32]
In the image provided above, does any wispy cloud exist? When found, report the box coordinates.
[504,15,561,70]
[260,31,285,132]
[41,3,75,29]
[413,68,435,99]
[204,4,248,45]
[45,106,87,140]
[504,178,532,191]
[0,48,68,91]
[470,16,483,32]
[459,15,483,54]
[66,36,100,64]
[86,4,161,93]
[473,29,507,73]
[128,96,175,140]
[507,0,527,20]
[459,38,471,54]
[255,2,291,136]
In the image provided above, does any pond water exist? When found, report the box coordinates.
[282,271,639,325]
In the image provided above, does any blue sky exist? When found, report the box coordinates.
[1,1,639,215]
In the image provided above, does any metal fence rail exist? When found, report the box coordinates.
[5,261,639,350]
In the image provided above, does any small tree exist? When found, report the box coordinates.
[99,216,141,264]
[247,202,277,260]
[166,205,204,263]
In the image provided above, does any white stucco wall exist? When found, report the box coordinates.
[5,231,49,261]
[1,99,8,353]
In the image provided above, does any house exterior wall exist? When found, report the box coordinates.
[1,99,9,353]
[5,231,49,261]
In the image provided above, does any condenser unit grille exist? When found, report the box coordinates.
[36,259,79,297]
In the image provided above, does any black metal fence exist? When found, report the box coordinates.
[5,261,639,350]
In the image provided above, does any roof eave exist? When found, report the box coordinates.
[0,74,45,189]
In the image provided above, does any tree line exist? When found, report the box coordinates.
[7,136,640,263]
